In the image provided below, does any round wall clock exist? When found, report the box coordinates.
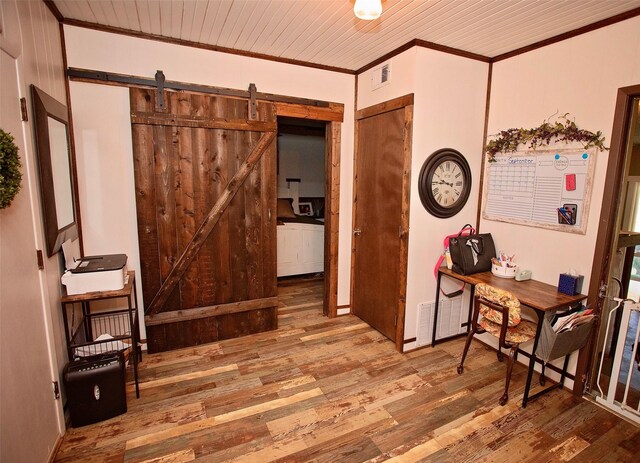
[418,148,472,218]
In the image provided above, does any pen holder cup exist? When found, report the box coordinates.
[558,273,583,296]
[491,264,518,279]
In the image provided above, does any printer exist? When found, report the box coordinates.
[61,241,127,295]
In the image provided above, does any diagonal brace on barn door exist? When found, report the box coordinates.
[145,131,276,316]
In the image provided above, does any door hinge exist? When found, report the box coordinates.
[36,249,45,270]
[394,314,397,326]
[598,283,607,299]
[53,381,60,400]
[20,97,28,121]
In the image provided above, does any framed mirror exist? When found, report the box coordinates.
[31,85,78,257]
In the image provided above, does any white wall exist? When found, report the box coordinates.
[277,134,326,199]
[64,26,356,330]
[357,47,489,350]
[480,16,640,385]
[357,48,417,109]
[485,17,640,286]
[0,1,67,460]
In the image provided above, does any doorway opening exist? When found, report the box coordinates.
[589,91,640,421]
[275,117,327,314]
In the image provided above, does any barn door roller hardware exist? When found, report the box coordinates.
[155,70,166,111]
[67,67,331,108]
[248,83,258,120]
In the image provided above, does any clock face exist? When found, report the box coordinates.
[430,160,465,207]
[418,149,472,218]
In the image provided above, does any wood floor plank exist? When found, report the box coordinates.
[135,364,239,390]
[53,277,640,463]
[137,448,196,463]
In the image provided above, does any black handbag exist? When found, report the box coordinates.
[449,226,496,275]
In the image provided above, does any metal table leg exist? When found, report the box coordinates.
[522,309,544,408]
[432,271,443,347]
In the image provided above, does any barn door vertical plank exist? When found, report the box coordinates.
[260,102,277,299]
[191,94,214,306]
[228,99,249,302]
[173,91,199,309]
[154,92,181,312]
[208,96,232,304]
[130,88,162,309]
[244,104,265,300]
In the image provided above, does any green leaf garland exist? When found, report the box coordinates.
[0,128,23,209]
[485,114,607,162]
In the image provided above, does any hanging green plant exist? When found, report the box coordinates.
[0,128,23,209]
[485,113,607,162]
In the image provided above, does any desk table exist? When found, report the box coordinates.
[433,267,587,407]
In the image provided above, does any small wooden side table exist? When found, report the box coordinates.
[61,270,140,397]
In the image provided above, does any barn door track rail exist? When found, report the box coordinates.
[67,67,332,109]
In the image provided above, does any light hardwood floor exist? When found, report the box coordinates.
[54,277,640,462]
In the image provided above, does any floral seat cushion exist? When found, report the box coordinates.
[476,283,521,327]
[479,317,537,344]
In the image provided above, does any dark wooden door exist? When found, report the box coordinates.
[352,97,412,346]
[130,88,277,352]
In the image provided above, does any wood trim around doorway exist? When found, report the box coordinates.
[396,103,414,351]
[579,84,640,395]
[323,122,341,317]
[275,102,344,318]
[351,94,414,351]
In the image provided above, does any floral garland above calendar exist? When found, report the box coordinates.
[485,114,607,163]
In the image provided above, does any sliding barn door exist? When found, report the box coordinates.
[130,88,277,353]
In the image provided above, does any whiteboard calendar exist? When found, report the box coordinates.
[482,148,596,234]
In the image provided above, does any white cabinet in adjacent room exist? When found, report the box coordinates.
[277,223,324,277]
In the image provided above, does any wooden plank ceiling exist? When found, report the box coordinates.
[54,0,640,71]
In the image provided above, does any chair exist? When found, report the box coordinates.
[457,283,537,405]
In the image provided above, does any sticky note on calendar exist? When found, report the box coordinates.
[565,173,576,191]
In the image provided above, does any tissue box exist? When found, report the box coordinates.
[558,273,583,296]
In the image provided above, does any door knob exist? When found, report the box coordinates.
[353,228,361,236]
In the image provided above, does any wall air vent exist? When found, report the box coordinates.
[371,62,391,90]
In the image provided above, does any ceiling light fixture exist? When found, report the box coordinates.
[354,0,382,20]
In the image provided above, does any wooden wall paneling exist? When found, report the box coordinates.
[130,88,162,309]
